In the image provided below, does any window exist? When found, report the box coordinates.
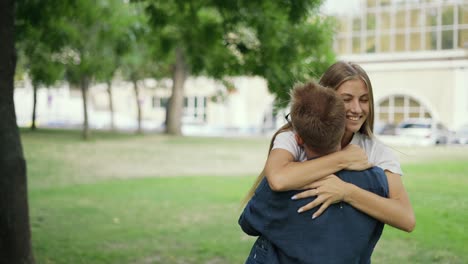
[380,33,392,52]
[153,95,207,123]
[410,31,422,50]
[459,28,468,48]
[367,13,376,30]
[336,36,350,54]
[152,96,168,108]
[353,17,362,32]
[366,35,376,52]
[332,1,468,54]
[352,36,362,53]
[183,96,207,123]
[376,95,432,125]
[442,29,454,49]
[396,33,406,51]
[442,5,455,26]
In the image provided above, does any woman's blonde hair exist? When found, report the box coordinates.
[241,61,375,207]
[240,123,291,207]
[319,61,375,136]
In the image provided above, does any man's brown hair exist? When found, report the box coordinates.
[290,81,346,156]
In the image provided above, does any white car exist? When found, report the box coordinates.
[452,124,468,145]
[395,118,450,146]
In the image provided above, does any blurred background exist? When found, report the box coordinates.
[14,0,468,146]
[10,0,468,263]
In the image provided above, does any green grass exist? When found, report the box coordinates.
[372,160,468,264]
[30,176,255,264]
[22,128,468,264]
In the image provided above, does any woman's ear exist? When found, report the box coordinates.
[294,133,304,146]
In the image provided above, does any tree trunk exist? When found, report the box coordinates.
[132,79,142,134]
[106,80,115,131]
[31,83,37,130]
[80,77,90,140]
[0,1,36,263]
[165,47,186,135]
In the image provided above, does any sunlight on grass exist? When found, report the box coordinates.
[22,129,269,189]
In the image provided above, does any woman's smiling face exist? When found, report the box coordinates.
[336,79,369,134]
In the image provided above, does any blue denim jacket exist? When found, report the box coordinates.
[239,167,389,264]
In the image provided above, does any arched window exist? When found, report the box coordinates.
[376,95,432,125]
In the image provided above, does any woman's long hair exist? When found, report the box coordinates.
[240,123,292,207]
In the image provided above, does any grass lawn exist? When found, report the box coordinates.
[22,129,468,264]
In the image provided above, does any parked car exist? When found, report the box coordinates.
[395,118,450,146]
[374,122,397,135]
[452,124,468,144]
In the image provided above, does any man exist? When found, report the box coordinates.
[239,82,388,264]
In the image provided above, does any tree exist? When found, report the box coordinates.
[16,0,164,136]
[120,3,167,134]
[61,1,109,139]
[60,0,135,139]
[141,0,335,135]
[24,46,64,131]
[0,0,35,263]
[16,0,68,131]
[94,1,143,132]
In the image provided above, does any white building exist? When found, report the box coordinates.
[14,76,277,136]
[330,0,468,131]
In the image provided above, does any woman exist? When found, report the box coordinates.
[240,81,392,264]
[243,61,415,232]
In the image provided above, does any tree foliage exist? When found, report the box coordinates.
[17,0,153,138]
[141,0,335,134]
[16,0,335,136]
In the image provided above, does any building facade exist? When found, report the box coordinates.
[332,0,468,130]
[14,76,276,136]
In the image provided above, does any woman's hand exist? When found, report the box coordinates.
[340,144,372,171]
[293,175,351,219]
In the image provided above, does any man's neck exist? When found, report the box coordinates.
[304,145,340,160]
[304,149,321,160]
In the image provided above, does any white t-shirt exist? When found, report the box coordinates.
[272,130,403,176]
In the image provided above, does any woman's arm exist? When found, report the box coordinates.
[294,171,416,232]
[344,171,415,232]
[265,144,372,191]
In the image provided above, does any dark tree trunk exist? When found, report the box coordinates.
[31,83,37,130]
[132,79,142,134]
[0,0,36,263]
[106,80,115,131]
[80,77,90,140]
[165,47,186,135]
